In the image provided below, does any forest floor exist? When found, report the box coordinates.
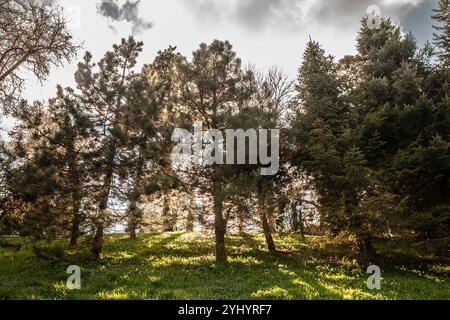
[0,232,449,300]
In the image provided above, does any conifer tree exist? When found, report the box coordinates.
[432,0,450,67]
[74,37,148,259]
[177,40,255,261]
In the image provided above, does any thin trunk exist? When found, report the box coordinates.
[92,223,104,260]
[68,140,82,247]
[210,94,226,261]
[296,202,305,240]
[69,200,82,247]
[128,153,144,239]
[92,61,126,258]
[213,178,226,261]
[128,203,138,240]
[92,144,115,260]
[129,221,137,239]
[268,211,276,233]
[163,192,173,232]
[258,181,276,253]
[298,209,305,240]
[357,235,377,263]
[237,209,245,235]
[292,203,299,232]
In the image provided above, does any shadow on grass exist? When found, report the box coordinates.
[1,232,449,300]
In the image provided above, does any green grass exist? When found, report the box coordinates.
[0,232,449,300]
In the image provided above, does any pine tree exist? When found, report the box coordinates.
[1,87,91,242]
[74,37,148,259]
[46,87,92,246]
[2,114,67,240]
[432,0,450,67]
[126,46,181,239]
[177,40,255,261]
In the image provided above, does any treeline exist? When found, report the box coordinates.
[0,0,449,262]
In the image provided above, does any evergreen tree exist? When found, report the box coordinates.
[2,108,67,239]
[46,87,92,246]
[125,46,181,239]
[74,37,148,259]
[432,0,450,67]
[352,18,450,241]
[177,40,255,261]
[293,39,382,260]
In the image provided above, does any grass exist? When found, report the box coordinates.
[0,232,449,300]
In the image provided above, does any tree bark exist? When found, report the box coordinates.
[237,209,245,235]
[258,181,276,253]
[128,203,138,240]
[162,192,174,232]
[67,136,83,247]
[213,179,227,261]
[69,201,82,247]
[92,143,115,259]
[357,235,377,263]
[128,153,144,239]
[294,202,305,240]
[92,223,104,260]
[298,209,305,240]
[129,220,137,239]
[267,210,276,233]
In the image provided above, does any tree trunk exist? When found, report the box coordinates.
[128,154,144,239]
[213,179,226,261]
[129,221,137,239]
[69,183,82,246]
[92,223,104,260]
[237,209,245,235]
[69,203,82,247]
[128,203,138,240]
[162,192,174,232]
[92,144,114,259]
[296,202,305,240]
[357,236,377,263]
[267,210,276,233]
[299,211,305,240]
[258,181,276,253]
[68,142,83,247]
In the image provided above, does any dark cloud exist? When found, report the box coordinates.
[183,0,426,32]
[97,0,154,35]
[185,0,306,31]
[310,0,425,28]
[234,0,306,31]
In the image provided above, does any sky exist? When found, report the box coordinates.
[22,0,438,102]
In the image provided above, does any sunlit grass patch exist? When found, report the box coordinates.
[97,287,130,300]
[251,286,293,300]
[0,232,448,300]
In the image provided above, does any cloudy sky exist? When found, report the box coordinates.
[23,0,438,101]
